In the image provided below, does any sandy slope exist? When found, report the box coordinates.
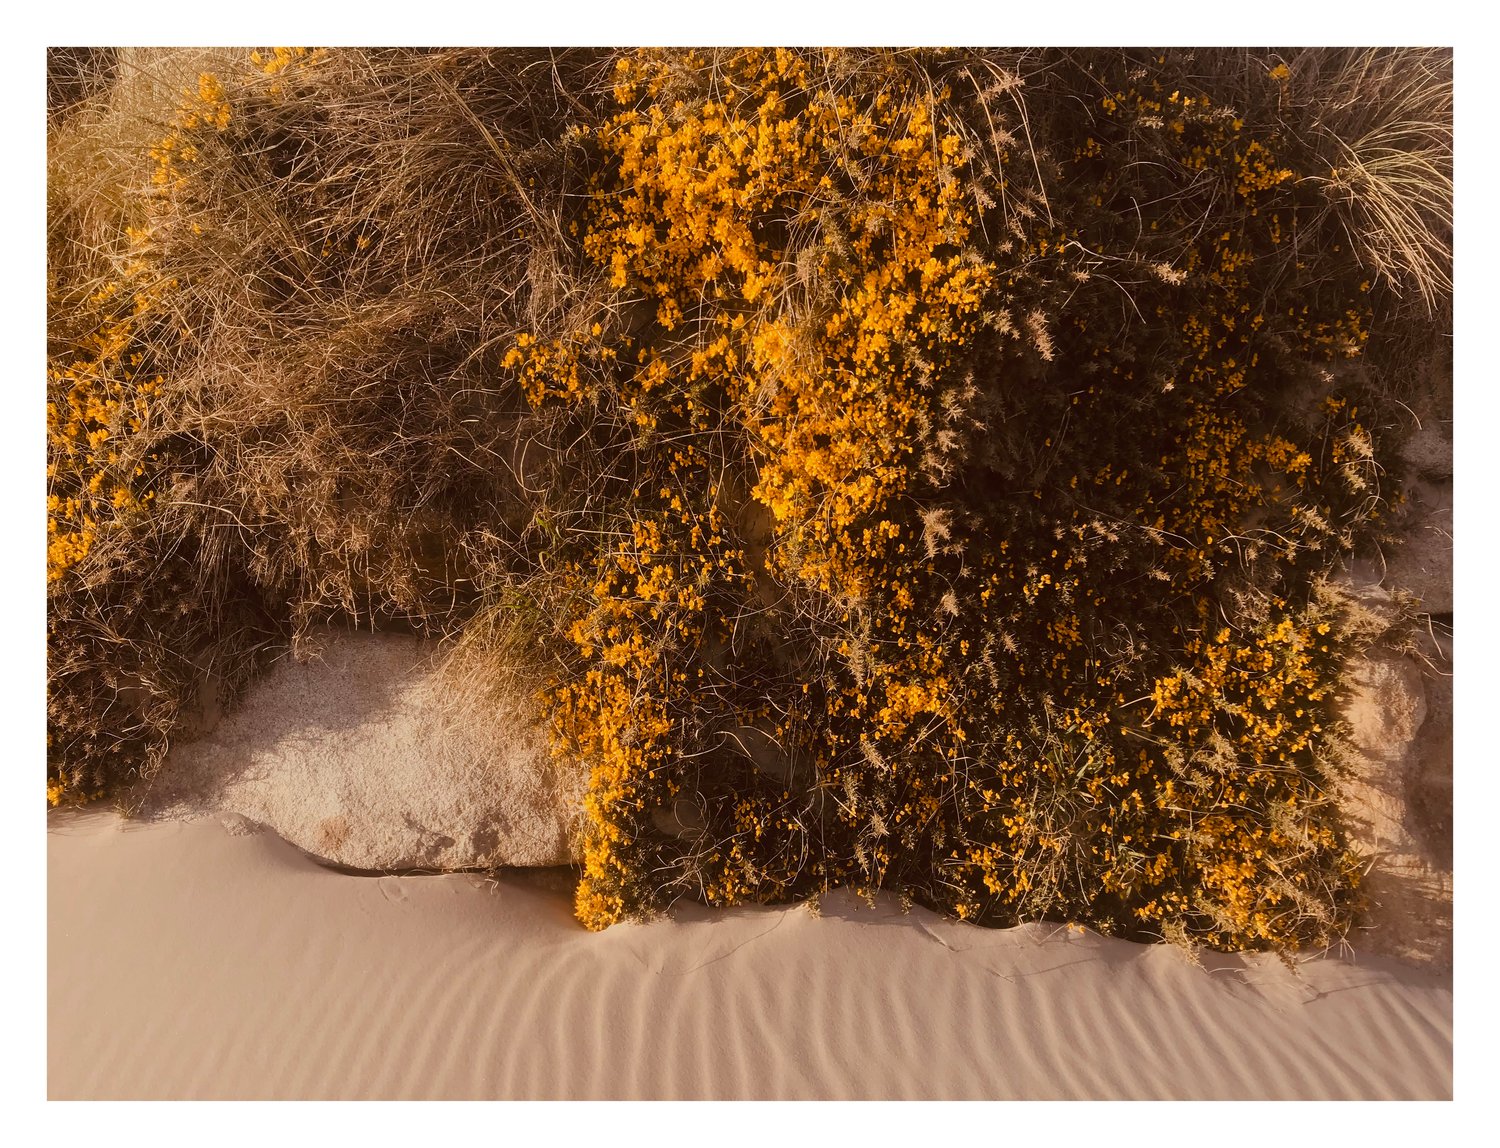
[48,811,1451,1101]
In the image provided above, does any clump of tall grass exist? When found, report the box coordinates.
[1285,48,1452,319]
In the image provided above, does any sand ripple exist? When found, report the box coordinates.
[48,813,1452,1100]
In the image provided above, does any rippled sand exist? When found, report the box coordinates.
[48,811,1451,1100]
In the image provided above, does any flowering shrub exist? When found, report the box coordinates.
[506,48,1398,949]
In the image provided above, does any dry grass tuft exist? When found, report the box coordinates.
[1288,48,1453,319]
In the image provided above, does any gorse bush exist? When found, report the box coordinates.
[47,47,1451,953]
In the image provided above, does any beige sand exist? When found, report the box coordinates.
[48,810,1451,1101]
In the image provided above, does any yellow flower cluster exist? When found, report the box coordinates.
[581,49,992,597]
[46,248,173,586]
[250,46,327,76]
[248,46,329,102]
[149,72,233,192]
[50,70,242,591]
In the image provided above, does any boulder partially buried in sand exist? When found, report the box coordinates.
[134,628,586,870]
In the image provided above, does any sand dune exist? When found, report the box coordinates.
[48,811,1452,1101]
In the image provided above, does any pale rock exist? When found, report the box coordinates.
[1399,421,1453,483]
[1339,643,1452,970]
[1344,654,1427,757]
[134,627,586,870]
[1382,478,1452,615]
